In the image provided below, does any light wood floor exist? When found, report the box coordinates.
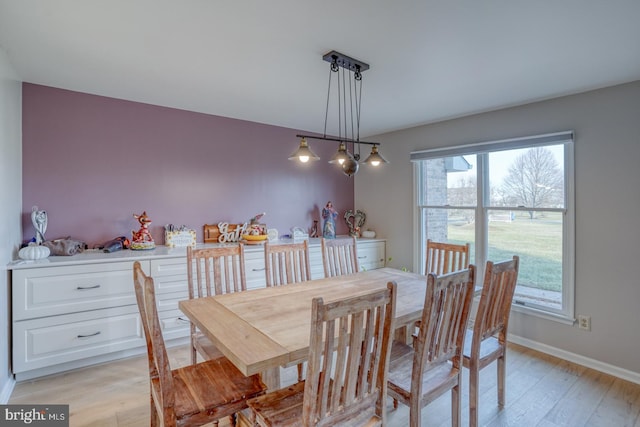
[9,343,640,426]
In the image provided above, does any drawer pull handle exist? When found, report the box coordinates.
[358,255,368,259]
[77,331,101,339]
[177,317,191,324]
[76,285,101,290]
[252,268,266,272]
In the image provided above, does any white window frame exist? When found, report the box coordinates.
[411,131,575,323]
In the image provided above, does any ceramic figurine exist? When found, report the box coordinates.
[310,220,319,238]
[31,206,48,245]
[131,211,156,250]
[247,212,267,236]
[322,201,338,239]
[344,209,366,238]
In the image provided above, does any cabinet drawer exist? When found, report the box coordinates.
[13,261,140,320]
[245,252,267,290]
[357,241,386,271]
[13,305,143,373]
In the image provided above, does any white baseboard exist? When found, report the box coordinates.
[508,334,640,385]
[0,377,16,404]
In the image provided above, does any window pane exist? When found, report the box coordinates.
[487,210,562,310]
[488,145,564,209]
[423,156,476,206]
[424,207,475,262]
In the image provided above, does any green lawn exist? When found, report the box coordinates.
[447,212,563,291]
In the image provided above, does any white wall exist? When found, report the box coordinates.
[0,46,22,401]
[356,81,640,376]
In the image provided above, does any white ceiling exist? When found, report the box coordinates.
[1,1,639,138]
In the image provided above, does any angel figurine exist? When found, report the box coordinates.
[31,206,48,245]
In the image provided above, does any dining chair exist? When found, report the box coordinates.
[264,240,312,287]
[187,244,246,365]
[321,236,359,277]
[132,261,266,427]
[425,239,470,276]
[387,267,476,427]
[245,281,397,427]
[264,240,312,382]
[463,256,519,427]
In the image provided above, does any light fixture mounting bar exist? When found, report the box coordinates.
[296,134,379,147]
[322,50,369,73]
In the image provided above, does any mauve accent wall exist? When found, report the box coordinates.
[22,84,353,246]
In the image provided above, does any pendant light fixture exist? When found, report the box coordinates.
[289,50,388,176]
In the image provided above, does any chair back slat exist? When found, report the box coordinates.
[426,239,470,276]
[264,240,311,286]
[303,282,396,426]
[321,237,359,278]
[474,256,519,346]
[415,268,475,371]
[187,245,246,297]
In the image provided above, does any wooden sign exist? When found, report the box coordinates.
[203,222,248,243]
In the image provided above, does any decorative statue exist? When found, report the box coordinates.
[344,209,366,238]
[322,201,338,239]
[310,220,319,238]
[31,206,48,245]
[131,211,156,250]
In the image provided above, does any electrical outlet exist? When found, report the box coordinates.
[577,315,591,331]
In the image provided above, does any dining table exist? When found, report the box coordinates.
[178,267,429,390]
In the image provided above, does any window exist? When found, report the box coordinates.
[412,132,575,321]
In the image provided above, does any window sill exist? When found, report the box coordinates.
[511,303,575,326]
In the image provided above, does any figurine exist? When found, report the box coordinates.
[31,206,48,244]
[322,201,338,239]
[247,212,267,236]
[310,220,319,238]
[131,211,155,250]
[344,209,366,238]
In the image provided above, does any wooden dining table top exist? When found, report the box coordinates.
[178,267,428,377]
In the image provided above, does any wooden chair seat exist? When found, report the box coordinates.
[463,334,502,362]
[157,357,266,423]
[388,341,461,403]
[247,380,382,427]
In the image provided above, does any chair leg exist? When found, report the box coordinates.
[297,362,304,382]
[498,354,506,406]
[191,345,197,365]
[409,398,421,427]
[150,398,159,427]
[452,383,461,427]
[468,366,479,427]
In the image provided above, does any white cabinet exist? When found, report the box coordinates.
[9,238,385,380]
[12,261,147,380]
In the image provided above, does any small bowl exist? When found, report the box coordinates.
[361,230,376,238]
[242,234,268,241]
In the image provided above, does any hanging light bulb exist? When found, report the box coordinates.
[329,142,354,165]
[363,145,389,166]
[288,137,320,163]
